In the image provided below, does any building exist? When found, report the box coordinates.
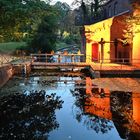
[84,78,140,139]
[85,0,140,65]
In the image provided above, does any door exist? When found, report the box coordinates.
[92,43,99,62]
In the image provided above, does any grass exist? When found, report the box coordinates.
[55,42,68,50]
[0,42,27,54]
[55,42,80,51]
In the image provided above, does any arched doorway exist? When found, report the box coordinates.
[92,43,99,62]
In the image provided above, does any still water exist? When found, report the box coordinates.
[0,71,140,140]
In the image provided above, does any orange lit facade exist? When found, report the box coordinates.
[85,0,140,64]
[85,77,140,133]
[132,93,140,133]
[85,77,112,120]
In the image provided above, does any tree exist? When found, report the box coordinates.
[54,1,81,45]
[73,0,109,24]
[122,1,140,45]
[0,0,50,41]
[30,6,59,53]
[54,2,71,39]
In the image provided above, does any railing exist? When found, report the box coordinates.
[1,52,140,71]
[91,58,140,70]
[30,54,85,63]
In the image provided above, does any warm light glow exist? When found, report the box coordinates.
[85,78,112,120]
[86,77,92,94]
[132,24,140,63]
[85,18,113,62]
[132,93,140,133]
[85,91,112,120]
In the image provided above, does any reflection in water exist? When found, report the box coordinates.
[1,74,140,140]
[111,91,140,140]
[71,88,113,134]
[0,91,63,139]
[71,77,140,139]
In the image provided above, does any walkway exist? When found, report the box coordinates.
[90,63,140,71]
[30,53,140,75]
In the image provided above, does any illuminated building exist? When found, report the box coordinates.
[84,0,140,65]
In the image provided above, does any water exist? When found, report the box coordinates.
[0,72,140,140]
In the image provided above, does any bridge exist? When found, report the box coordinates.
[30,53,87,70]
[1,53,140,77]
[30,53,140,77]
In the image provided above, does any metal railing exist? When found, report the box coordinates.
[30,54,140,70]
[91,58,140,70]
[1,53,140,71]
[30,53,85,63]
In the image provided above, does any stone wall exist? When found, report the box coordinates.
[0,62,31,88]
[13,62,31,75]
[0,65,13,88]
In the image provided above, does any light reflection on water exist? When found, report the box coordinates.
[0,74,140,140]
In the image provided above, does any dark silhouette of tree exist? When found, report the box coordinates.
[71,88,113,134]
[110,91,140,140]
[0,90,64,139]
[30,10,59,53]
[73,0,110,24]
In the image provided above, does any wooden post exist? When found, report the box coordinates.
[99,38,105,63]
[58,55,61,63]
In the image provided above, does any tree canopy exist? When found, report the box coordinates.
[0,0,81,53]
[73,0,110,25]
[0,0,52,41]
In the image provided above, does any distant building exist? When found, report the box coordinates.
[84,0,140,65]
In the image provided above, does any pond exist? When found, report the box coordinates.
[0,71,140,140]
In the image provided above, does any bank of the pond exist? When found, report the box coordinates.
[92,78,140,93]
[0,62,31,88]
[12,62,31,75]
[0,65,13,88]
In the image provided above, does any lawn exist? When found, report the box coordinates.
[55,42,68,50]
[0,42,27,54]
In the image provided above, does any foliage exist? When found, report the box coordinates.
[55,41,68,49]
[71,88,113,134]
[0,0,50,42]
[63,34,81,44]
[122,1,140,45]
[29,7,59,53]
[0,0,81,52]
[0,90,63,139]
[53,2,81,47]
[73,0,109,24]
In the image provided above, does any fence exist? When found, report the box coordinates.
[1,53,140,71]
[91,57,140,71]
[30,54,85,63]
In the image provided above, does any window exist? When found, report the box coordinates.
[108,6,112,17]
[114,2,118,15]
